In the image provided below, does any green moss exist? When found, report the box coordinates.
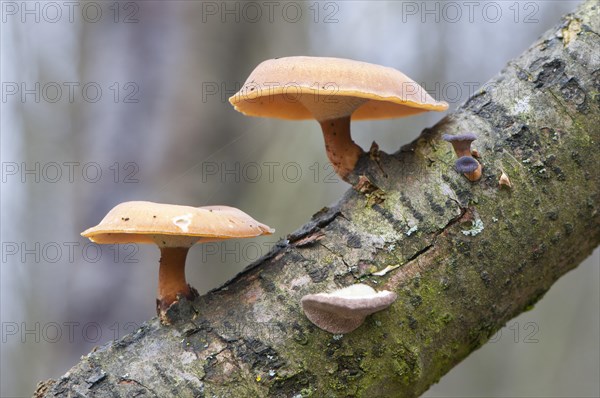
[441,313,454,324]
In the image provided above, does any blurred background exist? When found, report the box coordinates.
[1,1,598,396]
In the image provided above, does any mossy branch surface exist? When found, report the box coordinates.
[38,2,599,397]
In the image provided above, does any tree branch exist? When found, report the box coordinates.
[38,1,599,397]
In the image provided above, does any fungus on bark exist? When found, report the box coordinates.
[499,171,512,188]
[81,201,274,323]
[454,156,482,181]
[301,283,397,334]
[230,56,448,182]
[442,133,483,181]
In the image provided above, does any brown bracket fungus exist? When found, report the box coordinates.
[443,133,483,181]
[301,283,397,334]
[81,201,274,323]
[230,56,448,183]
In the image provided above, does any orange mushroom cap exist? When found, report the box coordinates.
[81,201,274,246]
[229,56,448,121]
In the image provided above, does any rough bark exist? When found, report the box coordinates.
[38,2,599,397]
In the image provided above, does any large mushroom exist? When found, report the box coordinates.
[81,201,274,322]
[230,56,448,182]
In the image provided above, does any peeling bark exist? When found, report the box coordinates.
[39,2,599,397]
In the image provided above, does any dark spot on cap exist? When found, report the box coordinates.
[121,217,130,221]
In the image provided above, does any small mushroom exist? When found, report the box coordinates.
[442,133,477,157]
[455,156,482,181]
[499,171,512,188]
[301,283,397,334]
[443,133,482,181]
[81,201,273,322]
[230,56,448,182]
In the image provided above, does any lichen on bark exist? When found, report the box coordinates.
[39,1,599,397]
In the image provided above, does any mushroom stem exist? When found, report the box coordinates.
[454,147,471,158]
[319,116,363,182]
[158,246,192,310]
[465,164,483,182]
